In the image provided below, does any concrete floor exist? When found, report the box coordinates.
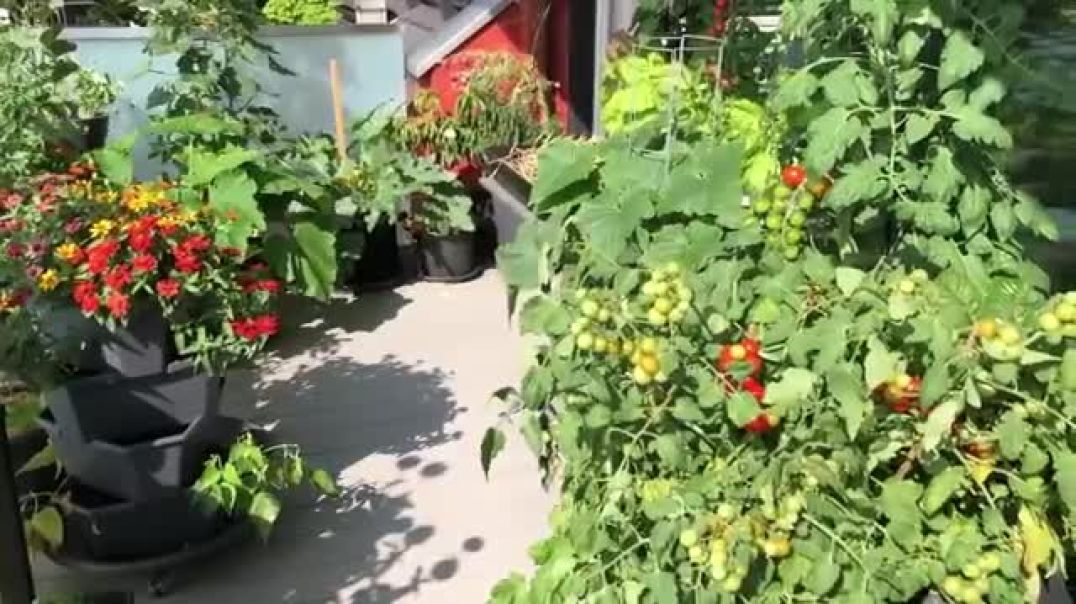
[34,270,554,603]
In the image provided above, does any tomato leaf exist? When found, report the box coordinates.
[480,428,507,479]
[921,467,965,514]
[726,391,762,427]
[938,30,985,90]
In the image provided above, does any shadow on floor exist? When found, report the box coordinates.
[272,290,413,360]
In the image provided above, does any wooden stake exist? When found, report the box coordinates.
[329,58,348,164]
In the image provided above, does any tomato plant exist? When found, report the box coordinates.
[484,2,1075,603]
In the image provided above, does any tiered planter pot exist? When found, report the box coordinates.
[99,304,170,378]
[479,164,533,249]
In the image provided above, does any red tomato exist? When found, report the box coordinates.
[781,164,807,188]
[744,413,778,433]
[741,377,766,402]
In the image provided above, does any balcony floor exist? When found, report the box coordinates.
[33,270,554,603]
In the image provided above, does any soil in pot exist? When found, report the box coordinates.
[43,361,223,446]
[58,482,228,562]
[352,219,404,291]
[419,231,481,282]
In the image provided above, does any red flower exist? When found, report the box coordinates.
[173,249,201,274]
[106,291,130,318]
[256,279,280,294]
[239,276,257,293]
[63,219,83,235]
[155,279,181,299]
[159,222,178,236]
[137,215,159,231]
[78,291,100,314]
[104,264,132,290]
[132,254,158,274]
[86,240,119,275]
[25,266,42,280]
[129,230,154,253]
[5,243,25,259]
[254,314,280,337]
[1,193,23,209]
[181,235,211,253]
[0,219,23,233]
[231,318,260,340]
[72,280,96,304]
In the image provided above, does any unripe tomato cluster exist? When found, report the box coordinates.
[628,336,667,385]
[974,317,1024,361]
[640,263,692,327]
[717,338,779,432]
[746,164,829,260]
[570,289,620,355]
[940,551,1002,604]
[876,372,922,414]
[678,525,748,591]
[893,268,930,296]
[1038,291,1076,339]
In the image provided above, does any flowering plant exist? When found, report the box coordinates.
[0,162,280,373]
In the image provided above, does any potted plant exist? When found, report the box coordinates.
[406,183,477,282]
[64,70,118,152]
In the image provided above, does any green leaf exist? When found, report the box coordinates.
[531,139,596,210]
[29,506,63,549]
[938,30,985,90]
[585,405,612,428]
[520,295,572,336]
[905,113,938,146]
[924,148,963,204]
[805,108,864,176]
[921,467,965,514]
[496,222,553,289]
[850,0,898,43]
[480,427,507,479]
[919,363,949,407]
[92,133,137,185]
[996,412,1029,460]
[835,267,866,297]
[826,158,888,209]
[764,368,817,414]
[291,221,337,300]
[644,571,678,604]
[727,391,762,427]
[804,557,841,595]
[309,469,338,496]
[864,337,900,390]
[1061,349,1076,392]
[149,112,243,136]
[208,171,265,250]
[958,185,990,233]
[880,479,923,545]
[969,78,1006,110]
[897,30,925,65]
[185,147,261,186]
[829,365,869,439]
[990,201,1016,240]
[1053,451,1076,518]
[950,107,1013,149]
[921,399,961,452]
[821,61,864,107]
[249,491,282,538]
[774,70,820,110]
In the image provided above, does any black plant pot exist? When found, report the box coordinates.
[419,232,481,282]
[80,116,110,152]
[99,304,169,378]
[9,427,55,496]
[480,166,533,249]
[40,413,240,502]
[352,219,404,291]
[58,483,228,563]
[42,361,223,447]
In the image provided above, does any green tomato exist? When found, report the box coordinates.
[709,562,727,580]
[910,268,929,282]
[1056,302,1076,323]
[774,184,793,199]
[653,297,673,314]
[688,544,706,563]
[959,586,983,604]
[942,576,964,596]
[784,246,801,260]
[574,288,588,301]
[961,562,982,580]
[679,528,699,548]
[641,281,661,297]
[784,228,804,245]
[720,575,743,593]
[796,195,815,210]
[765,214,784,230]
[576,332,594,350]
[753,199,772,215]
[978,552,1001,573]
[581,299,600,317]
[1039,312,1061,332]
[898,279,917,295]
[593,337,608,354]
[667,310,684,324]
[766,233,782,247]
[772,197,788,211]
[788,210,807,227]
[648,308,668,326]
[1065,292,1076,305]
[632,365,652,385]
[664,262,681,276]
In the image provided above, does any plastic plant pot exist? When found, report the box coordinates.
[99,304,169,378]
[419,231,480,282]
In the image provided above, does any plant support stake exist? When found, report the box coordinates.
[0,405,35,604]
[329,58,348,164]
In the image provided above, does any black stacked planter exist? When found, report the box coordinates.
[39,307,244,563]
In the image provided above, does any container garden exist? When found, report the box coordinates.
[39,413,240,502]
[57,482,230,562]
[419,231,481,282]
[42,361,223,447]
[99,303,169,378]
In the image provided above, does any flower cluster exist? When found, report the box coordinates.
[0,164,281,371]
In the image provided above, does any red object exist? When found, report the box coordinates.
[104,264,132,290]
[741,377,766,402]
[173,249,201,274]
[782,164,807,188]
[106,291,130,318]
[132,254,157,274]
[744,413,775,433]
[156,279,181,298]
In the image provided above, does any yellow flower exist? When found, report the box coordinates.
[37,269,60,292]
[55,242,81,262]
[94,190,119,204]
[158,215,179,229]
[124,192,153,212]
[90,219,115,239]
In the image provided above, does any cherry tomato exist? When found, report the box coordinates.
[741,377,766,402]
[781,164,807,188]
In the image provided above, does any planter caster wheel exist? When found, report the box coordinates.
[148,571,175,598]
